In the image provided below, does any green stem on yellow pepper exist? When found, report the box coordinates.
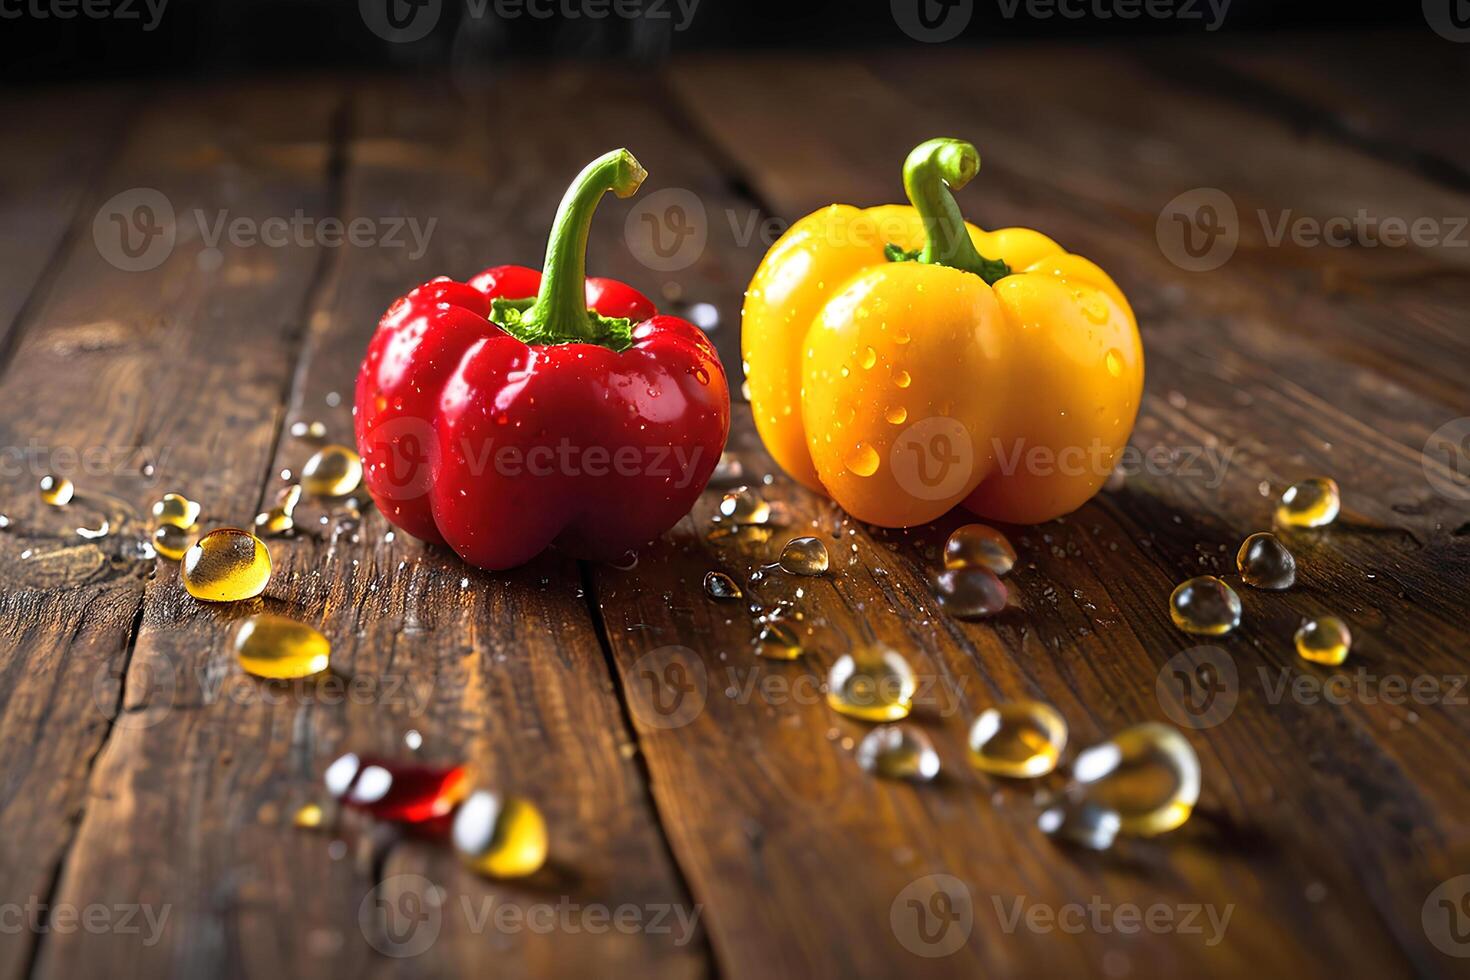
[899,138,1011,285]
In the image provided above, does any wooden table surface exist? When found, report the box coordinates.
[1,30,1468,980]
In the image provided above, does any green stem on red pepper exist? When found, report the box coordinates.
[492,148,647,349]
[886,137,1010,285]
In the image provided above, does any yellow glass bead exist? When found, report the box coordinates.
[943,523,1016,575]
[152,523,193,562]
[1071,723,1200,836]
[234,614,331,679]
[968,700,1068,777]
[151,492,201,529]
[301,445,363,497]
[778,536,829,576]
[255,484,302,536]
[39,475,74,506]
[856,725,939,782]
[1295,616,1351,666]
[1169,576,1241,635]
[826,646,916,722]
[182,528,272,602]
[452,791,549,879]
[293,803,325,828]
[1236,531,1295,590]
[718,486,770,526]
[1276,477,1340,528]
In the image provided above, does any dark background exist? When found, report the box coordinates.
[0,0,1425,83]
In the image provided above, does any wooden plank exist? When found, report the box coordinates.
[1200,29,1470,188]
[0,79,340,980]
[656,48,1470,977]
[28,74,706,980]
[0,89,133,363]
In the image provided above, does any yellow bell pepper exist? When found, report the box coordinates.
[741,138,1143,527]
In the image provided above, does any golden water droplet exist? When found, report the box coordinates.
[1169,575,1241,635]
[152,523,193,562]
[1236,532,1295,589]
[39,475,74,506]
[1071,723,1200,836]
[703,571,742,600]
[827,646,916,721]
[1105,348,1124,377]
[302,445,363,497]
[943,524,1016,575]
[719,487,770,525]
[968,701,1067,777]
[234,614,331,679]
[893,369,912,389]
[293,803,326,828]
[151,492,201,529]
[1276,477,1340,528]
[931,567,1008,619]
[779,536,829,575]
[256,484,303,536]
[1038,800,1120,851]
[860,346,877,369]
[884,405,907,425]
[844,443,880,477]
[452,791,548,879]
[182,528,272,602]
[1081,295,1109,324]
[1295,615,1351,665]
[856,725,939,782]
[756,620,804,660]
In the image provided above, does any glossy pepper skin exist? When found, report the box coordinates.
[355,150,730,570]
[742,138,1142,527]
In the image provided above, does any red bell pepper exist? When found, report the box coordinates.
[354,149,730,570]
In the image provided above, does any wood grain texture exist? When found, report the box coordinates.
[25,75,705,980]
[0,89,133,361]
[0,30,1465,980]
[659,38,1470,979]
